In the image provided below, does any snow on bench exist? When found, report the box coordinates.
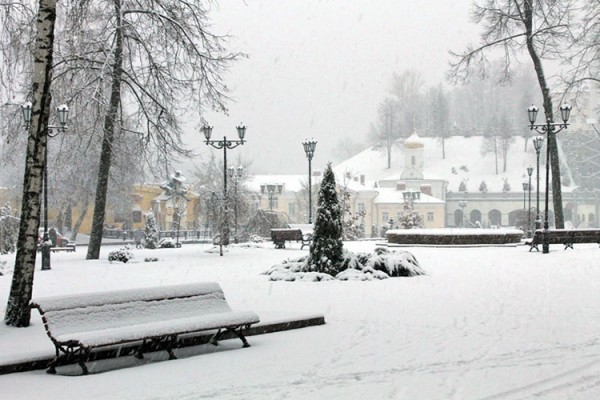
[30,282,260,375]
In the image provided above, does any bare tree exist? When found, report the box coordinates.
[390,70,425,132]
[47,1,241,259]
[560,2,600,89]
[448,0,582,228]
[369,97,398,169]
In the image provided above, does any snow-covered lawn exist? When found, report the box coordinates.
[1,241,599,399]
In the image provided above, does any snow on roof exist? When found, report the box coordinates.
[373,188,444,204]
[334,135,576,193]
[403,131,424,148]
[247,174,316,193]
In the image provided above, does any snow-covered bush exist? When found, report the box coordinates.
[159,238,176,248]
[108,245,133,263]
[264,248,424,281]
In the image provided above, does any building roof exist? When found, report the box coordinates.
[373,187,444,204]
[334,135,576,194]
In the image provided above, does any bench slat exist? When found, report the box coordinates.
[32,282,223,312]
[56,311,260,348]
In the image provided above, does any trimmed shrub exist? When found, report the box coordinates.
[108,246,133,263]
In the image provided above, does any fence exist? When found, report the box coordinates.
[102,228,214,242]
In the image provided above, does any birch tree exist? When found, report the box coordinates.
[4,0,58,327]
[448,0,582,228]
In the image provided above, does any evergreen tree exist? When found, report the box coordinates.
[479,180,488,193]
[398,200,424,229]
[0,202,18,255]
[144,213,160,249]
[308,163,344,275]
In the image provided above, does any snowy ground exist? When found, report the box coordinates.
[0,241,599,400]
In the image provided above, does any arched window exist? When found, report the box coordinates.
[469,209,482,226]
[488,209,502,227]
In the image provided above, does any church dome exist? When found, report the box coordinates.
[404,132,424,149]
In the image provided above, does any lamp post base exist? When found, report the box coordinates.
[542,227,549,254]
[41,243,51,270]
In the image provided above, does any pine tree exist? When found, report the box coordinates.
[0,202,18,255]
[398,201,423,229]
[479,180,488,193]
[144,213,159,249]
[308,163,344,275]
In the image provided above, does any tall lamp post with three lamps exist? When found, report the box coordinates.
[21,102,69,271]
[201,124,246,250]
[532,137,544,231]
[228,165,244,243]
[526,165,533,238]
[527,104,571,253]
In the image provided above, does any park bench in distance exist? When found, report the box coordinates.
[30,282,260,375]
[270,227,312,249]
[527,228,600,251]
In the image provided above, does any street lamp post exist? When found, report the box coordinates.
[533,137,544,231]
[522,181,529,234]
[202,124,246,251]
[458,200,468,227]
[528,104,571,253]
[302,139,317,224]
[263,183,283,211]
[21,102,69,271]
[527,165,533,237]
[227,166,244,243]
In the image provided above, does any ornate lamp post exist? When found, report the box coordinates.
[22,102,69,271]
[533,137,544,231]
[227,166,244,243]
[522,181,529,233]
[302,139,317,223]
[528,104,571,253]
[526,165,533,237]
[458,200,468,227]
[202,124,246,250]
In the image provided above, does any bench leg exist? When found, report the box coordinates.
[228,326,251,348]
[48,344,90,375]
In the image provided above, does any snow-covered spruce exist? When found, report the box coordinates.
[108,246,134,263]
[144,212,160,249]
[264,248,424,281]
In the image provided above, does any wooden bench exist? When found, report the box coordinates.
[31,282,260,375]
[270,228,312,249]
[50,243,76,253]
[527,229,600,251]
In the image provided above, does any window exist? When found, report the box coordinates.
[411,155,416,166]
[288,203,296,216]
[358,203,365,213]
[427,212,434,222]
[382,212,389,222]
[132,211,142,223]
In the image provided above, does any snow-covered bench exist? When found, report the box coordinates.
[527,228,600,251]
[270,228,312,249]
[30,282,260,375]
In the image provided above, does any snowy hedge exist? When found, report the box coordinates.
[108,246,134,263]
[264,247,425,282]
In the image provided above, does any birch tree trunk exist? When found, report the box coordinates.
[4,0,57,327]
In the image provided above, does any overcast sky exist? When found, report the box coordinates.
[180,0,480,176]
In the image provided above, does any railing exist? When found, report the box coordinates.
[102,228,214,241]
